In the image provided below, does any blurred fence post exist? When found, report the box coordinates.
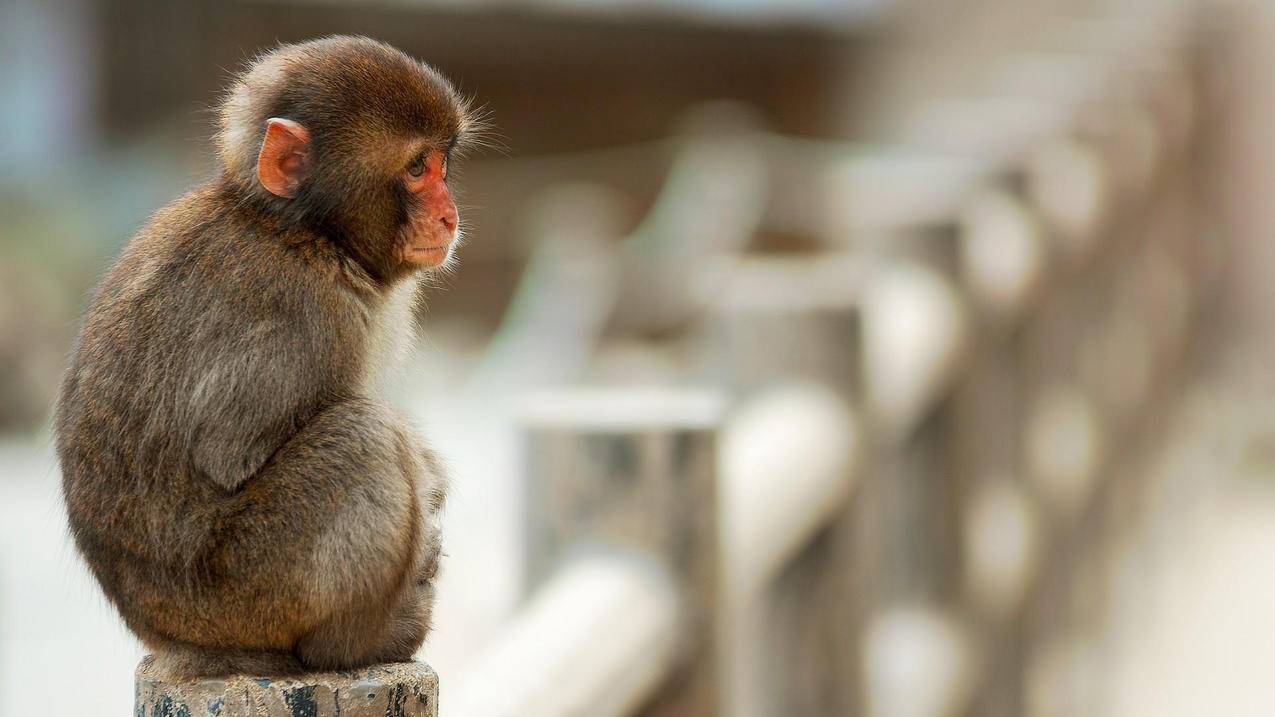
[702,254,864,716]
[134,658,438,717]
[519,388,724,715]
[856,225,975,717]
[773,150,984,716]
[1013,31,1209,716]
[954,186,1050,717]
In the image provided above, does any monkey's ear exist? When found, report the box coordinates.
[256,118,311,198]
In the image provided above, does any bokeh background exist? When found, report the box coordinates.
[3,0,1275,715]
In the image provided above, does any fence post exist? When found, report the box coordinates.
[698,252,864,716]
[857,243,975,717]
[520,388,724,715]
[955,186,1051,717]
[134,658,439,717]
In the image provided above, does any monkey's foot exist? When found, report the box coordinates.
[134,656,438,716]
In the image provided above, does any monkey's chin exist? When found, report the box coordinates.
[404,243,453,268]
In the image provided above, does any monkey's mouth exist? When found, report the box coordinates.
[409,244,449,254]
[405,241,453,266]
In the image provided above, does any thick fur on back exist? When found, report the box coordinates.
[54,36,464,675]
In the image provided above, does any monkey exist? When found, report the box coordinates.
[54,36,483,678]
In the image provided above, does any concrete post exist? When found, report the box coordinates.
[134,658,438,717]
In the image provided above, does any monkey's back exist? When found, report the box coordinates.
[55,183,373,649]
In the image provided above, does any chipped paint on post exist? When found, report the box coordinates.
[133,657,438,717]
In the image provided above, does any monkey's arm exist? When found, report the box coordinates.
[176,267,352,493]
[186,347,315,491]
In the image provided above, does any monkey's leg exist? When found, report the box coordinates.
[189,398,433,674]
[308,456,447,666]
[144,640,305,679]
[361,491,446,663]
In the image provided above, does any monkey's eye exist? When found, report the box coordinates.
[407,155,426,178]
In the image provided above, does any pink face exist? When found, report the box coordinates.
[256,118,462,273]
[399,149,458,268]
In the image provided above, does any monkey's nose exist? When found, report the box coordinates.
[426,187,458,234]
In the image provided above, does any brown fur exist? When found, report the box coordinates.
[54,37,475,678]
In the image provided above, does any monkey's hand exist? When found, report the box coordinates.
[414,446,449,586]
[361,444,447,664]
[367,475,445,664]
[416,510,444,587]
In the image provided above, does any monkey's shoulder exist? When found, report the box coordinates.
[68,188,371,409]
[60,188,376,495]
[108,187,360,318]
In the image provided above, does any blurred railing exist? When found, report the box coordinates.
[442,3,1214,716]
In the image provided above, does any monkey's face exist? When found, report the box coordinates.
[225,37,482,285]
[396,148,458,269]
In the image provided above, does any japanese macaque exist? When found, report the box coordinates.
[55,36,482,677]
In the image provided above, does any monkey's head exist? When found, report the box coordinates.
[218,36,481,284]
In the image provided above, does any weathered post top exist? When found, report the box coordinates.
[134,658,439,717]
